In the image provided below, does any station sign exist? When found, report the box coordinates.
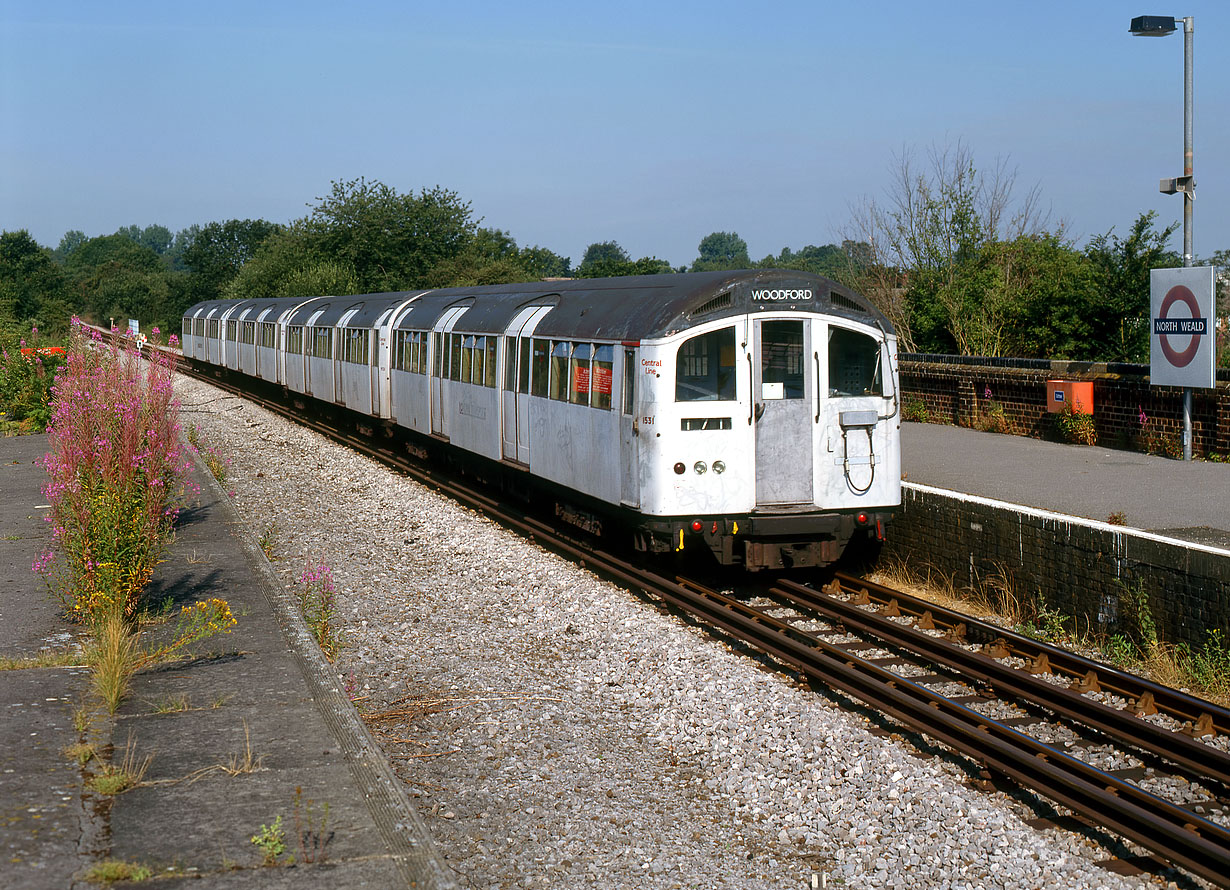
[1149,266,1216,389]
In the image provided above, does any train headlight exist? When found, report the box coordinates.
[712,460,726,475]
[693,461,707,475]
[673,462,686,475]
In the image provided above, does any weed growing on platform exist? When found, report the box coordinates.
[903,397,931,423]
[258,521,278,560]
[251,814,291,866]
[89,735,152,795]
[36,320,191,622]
[201,444,229,485]
[293,786,332,864]
[0,648,84,670]
[84,859,153,883]
[975,387,1011,434]
[1053,404,1096,446]
[65,740,96,766]
[299,562,342,661]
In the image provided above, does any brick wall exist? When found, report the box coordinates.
[899,355,1230,456]
[881,484,1230,650]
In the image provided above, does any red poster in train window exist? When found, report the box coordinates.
[592,364,612,395]
[573,365,590,396]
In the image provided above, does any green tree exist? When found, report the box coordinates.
[1085,211,1180,362]
[53,230,87,264]
[116,224,174,256]
[222,227,324,302]
[301,178,476,291]
[691,231,750,271]
[578,241,631,274]
[180,219,282,304]
[756,243,853,281]
[0,230,69,336]
[65,234,173,329]
[518,245,571,279]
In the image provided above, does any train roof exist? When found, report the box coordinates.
[183,269,894,340]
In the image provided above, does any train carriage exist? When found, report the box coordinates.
[185,269,901,570]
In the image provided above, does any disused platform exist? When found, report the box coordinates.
[0,434,455,888]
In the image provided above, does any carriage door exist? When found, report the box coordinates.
[501,306,551,463]
[619,346,640,507]
[430,306,469,439]
[752,318,814,505]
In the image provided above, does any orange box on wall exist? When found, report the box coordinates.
[1046,380,1094,414]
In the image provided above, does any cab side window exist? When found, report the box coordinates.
[828,326,883,397]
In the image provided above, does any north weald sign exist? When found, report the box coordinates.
[1149,266,1217,389]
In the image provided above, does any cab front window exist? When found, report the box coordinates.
[675,327,736,402]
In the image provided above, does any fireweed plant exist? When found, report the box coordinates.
[37,320,192,621]
[34,321,234,710]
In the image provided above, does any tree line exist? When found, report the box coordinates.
[1,155,1225,365]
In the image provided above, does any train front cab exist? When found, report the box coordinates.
[638,308,899,570]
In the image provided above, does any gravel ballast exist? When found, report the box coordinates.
[176,376,1158,889]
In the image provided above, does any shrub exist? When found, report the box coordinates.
[0,326,65,433]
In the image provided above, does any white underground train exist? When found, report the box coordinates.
[182,269,901,570]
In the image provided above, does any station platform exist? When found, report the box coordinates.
[901,422,1230,551]
[0,435,453,888]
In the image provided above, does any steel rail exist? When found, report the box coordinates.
[832,571,1230,739]
[770,577,1230,790]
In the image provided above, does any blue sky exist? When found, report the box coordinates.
[2,0,1227,268]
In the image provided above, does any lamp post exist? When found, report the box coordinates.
[1130,14,1194,460]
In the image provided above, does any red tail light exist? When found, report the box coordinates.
[691,520,703,533]
[856,512,869,526]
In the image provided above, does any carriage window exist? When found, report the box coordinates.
[182,318,192,339]
[761,320,804,399]
[676,327,736,402]
[569,344,592,406]
[549,341,570,401]
[414,331,427,373]
[530,339,549,397]
[450,333,463,381]
[623,348,635,415]
[260,323,276,348]
[461,335,474,383]
[240,321,256,345]
[828,326,883,397]
[311,327,332,359]
[504,337,517,390]
[520,339,532,394]
[485,337,497,387]
[208,319,219,339]
[287,326,303,354]
[472,336,486,385]
[226,320,237,341]
[342,329,368,364]
[592,345,613,410]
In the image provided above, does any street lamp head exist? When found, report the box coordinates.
[1130,15,1177,36]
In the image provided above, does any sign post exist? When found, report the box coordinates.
[1149,266,1216,460]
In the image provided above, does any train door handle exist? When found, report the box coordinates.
[754,402,765,422]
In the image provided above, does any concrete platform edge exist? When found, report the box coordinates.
[191,448,458,889]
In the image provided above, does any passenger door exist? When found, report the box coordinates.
[619,347,640,507]
[752,318,814,505]
[500,306,551,463]
[430,306,468,439]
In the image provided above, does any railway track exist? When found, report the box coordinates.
[178,357,1230,888]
